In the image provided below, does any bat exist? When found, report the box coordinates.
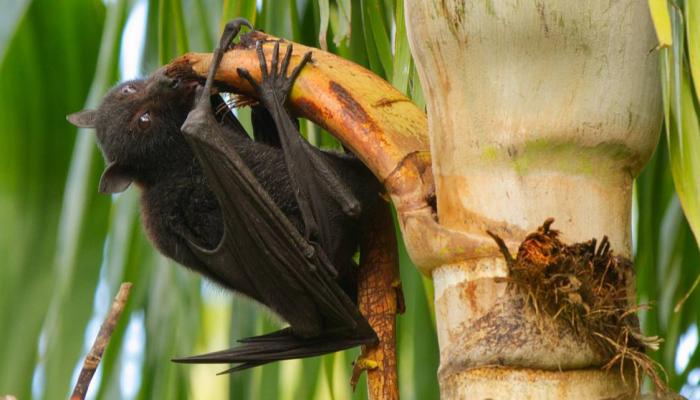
[67,19,380,372]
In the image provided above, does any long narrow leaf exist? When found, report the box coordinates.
[662,5,700,251]
[0,0,107,397]
[687,1,700,97]
[318,0,330,50]
[648,0,673,49]
[0,0,30,63]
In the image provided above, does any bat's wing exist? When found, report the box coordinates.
[251,106,282,147]
[174,88,374,367]
[183,99,367,328]
[174,20,375,369]
[176,327,371,373]
[237,40,364,257]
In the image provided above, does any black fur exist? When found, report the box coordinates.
[67,25,381,370]
[78,71,377,303]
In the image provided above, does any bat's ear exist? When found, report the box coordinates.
[67,109,98,128]
[99,162,132,194]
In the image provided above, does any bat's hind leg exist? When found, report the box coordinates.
[182,18,253,141]
[202,18,253,98]
[237,40,363,241]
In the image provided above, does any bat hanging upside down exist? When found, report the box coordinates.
[67,19,381,372]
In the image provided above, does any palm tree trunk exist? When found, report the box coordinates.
[403,1,661,398]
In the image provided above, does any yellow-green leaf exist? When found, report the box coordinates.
[686,0,700,98]
[649,0,673,48]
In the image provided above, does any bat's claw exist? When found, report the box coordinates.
[203,18,254,103]
[249,40,312,106]
[221,18,253,49]
[350,355,379,391]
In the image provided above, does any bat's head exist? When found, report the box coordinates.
[67,69,201,193]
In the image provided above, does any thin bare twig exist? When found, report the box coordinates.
[71,282,133,400]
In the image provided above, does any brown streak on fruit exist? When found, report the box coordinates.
[373,98,410,108]
[295,97,332,123]
[329,81,375,131]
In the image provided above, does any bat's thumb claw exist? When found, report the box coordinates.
[225,18,253,36]
[303,244,315,260]
[181,105,212,137]
[342,201,361,218]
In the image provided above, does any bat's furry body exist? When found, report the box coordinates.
[67,23,379,371]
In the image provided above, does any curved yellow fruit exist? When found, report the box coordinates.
[166,31,433,215]
[166,31,495,274]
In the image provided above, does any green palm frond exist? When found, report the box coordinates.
[1,1,697,398]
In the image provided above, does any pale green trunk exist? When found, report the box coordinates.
[402,1,661,398]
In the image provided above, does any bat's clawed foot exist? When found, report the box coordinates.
[350,355,379,391]
[220,18,253,51]
[199,18,253,114]
[237,40,312,106]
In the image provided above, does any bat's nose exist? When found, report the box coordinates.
[152,72,180,90]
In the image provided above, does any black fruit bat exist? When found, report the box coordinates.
[67,19,379,372]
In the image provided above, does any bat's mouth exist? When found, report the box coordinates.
[183,79,203,97]
[160,64,205,94]
[160,62,259,127]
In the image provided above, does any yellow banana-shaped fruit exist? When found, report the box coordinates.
[166,31,493,273]
[166,31,433,216]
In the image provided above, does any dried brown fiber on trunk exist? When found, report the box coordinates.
[352,200,404,400]
[488,219,667,393]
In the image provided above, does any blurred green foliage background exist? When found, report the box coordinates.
[0,0,697,399]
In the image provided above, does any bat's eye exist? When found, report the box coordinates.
[170,79,181,89]
[138,112,151,129]
[122,85,137,94]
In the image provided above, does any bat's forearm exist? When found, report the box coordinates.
[264,97,321,239]
[264,96,362,218]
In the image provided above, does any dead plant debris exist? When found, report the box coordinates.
[487,218,668,393]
